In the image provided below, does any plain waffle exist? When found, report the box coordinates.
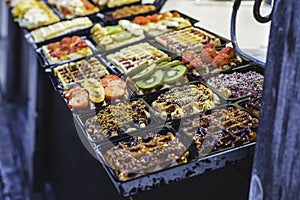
[54,57,109,90]
[155,27,222,55]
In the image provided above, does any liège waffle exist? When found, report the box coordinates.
[180,106,259,153]
[103,132,189,181]
[152,84,217,119]
[155,27,222,55]
[54,57,109,90]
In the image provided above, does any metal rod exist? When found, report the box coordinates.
[230,0,266,66]
[253,0,272,23]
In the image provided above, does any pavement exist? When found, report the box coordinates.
[0,101,31,200]
[0,36,30,200]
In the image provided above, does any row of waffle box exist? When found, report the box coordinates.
[25,9,202,55]
[74,101,259,182]
[44,34,264,114]
[9,0,167,30]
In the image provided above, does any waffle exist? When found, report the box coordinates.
[54,57,109,90]
[84,100,151,141]
[152,84,217,119]
[207,71,264,99]
[31,17,93,43]
[42,36,93,65]
[106,42,171,74]
[182,46,244,77]
[180,106,258,153]
[155,27,222,55]
[103,132,189,181]
[48,0,99,19]
[12,0,60,30]
[111,5,156,19]
[90,21,145,50]
[92,0,140,8]
[133,11,192,36]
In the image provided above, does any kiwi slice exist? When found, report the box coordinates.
[105,25,124,35]
[136,70,164,90]
[158,60,182,69]
[164,65,187,83]
[131,63,157,80]
[111,31,133,42]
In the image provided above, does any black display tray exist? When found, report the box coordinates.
[186,51,253,82]
[74,98,165,143]
[95,125,197,179]
[35,35,98,68]
[96,0,166,26]
[45,54,123,92]
[127,9,200,38]
[153,26,231,57]
[166,10,200,30]
[24,17,104,49]
[98,138,255,197]
[44,0,100,21]
[168,104,259,153]
[101,39,179,74]
[142,81,225,122]
[203,64,265,103]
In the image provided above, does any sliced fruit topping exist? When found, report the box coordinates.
[105,25,124,35]
[200,48,217,63]
[158,60,182,69]
[164,65,187,83]
[105,79,127,89]
[104,85,126,99]
[89,86,105,103]
[131,63,157,80]
[182,50,197,64]
[134,16,150,25]
[65,88,89,109]
[111,31,133,42]
[212,53,231,67]
[101,74,121,87]
[219,47,235,58]
[136,70,164,89]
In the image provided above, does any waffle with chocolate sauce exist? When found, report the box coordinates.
[54,57,109,90]
[180,106,258,153]
[155,27,222,55]
[245,93,262,116]
[85,100,151,141]
[103,132,189,181]
[151,84,216,119]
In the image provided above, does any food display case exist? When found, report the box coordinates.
[2,0,272,199]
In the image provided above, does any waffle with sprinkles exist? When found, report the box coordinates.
[54,57,109,90]
[155,27,222,55]
[106,42,171,74]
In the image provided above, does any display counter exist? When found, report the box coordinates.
[3,0,271,199]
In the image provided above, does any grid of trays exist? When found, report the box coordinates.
[8,0,265,197]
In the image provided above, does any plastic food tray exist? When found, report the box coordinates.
[203,64,265,103]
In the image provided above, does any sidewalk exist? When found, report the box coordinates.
[0,101,30,200]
